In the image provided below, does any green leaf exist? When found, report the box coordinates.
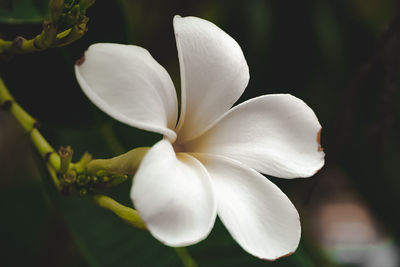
[0,0,50,24]
[52,192,181,267]
[190,219,314,267]
[0,182,48,266]
[0,112,86,266]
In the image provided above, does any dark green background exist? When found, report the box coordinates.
[1,0,399,266]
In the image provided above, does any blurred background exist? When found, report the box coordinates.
[1,0,400,266]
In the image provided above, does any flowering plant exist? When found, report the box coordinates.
[75,15,324,260]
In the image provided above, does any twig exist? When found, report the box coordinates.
[0,0,94,54]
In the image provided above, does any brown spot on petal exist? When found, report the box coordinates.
[317,129,323,152]
[76,55,85,66]
[313,128,326,175]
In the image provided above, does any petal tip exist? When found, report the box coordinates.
[260,220,300,261]
[314,158,325,175]
[173,14,182,21]
[262,251,295,262]
[173,15,183,30]
[314,165,323,175]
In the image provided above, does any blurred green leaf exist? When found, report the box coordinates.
[0,182,48,266]
[190,219,315,267]
[344,0,396,34]
[0,0,49,24]
[52,193,181,267]
[314,0,344,69]
[0,112,87,267]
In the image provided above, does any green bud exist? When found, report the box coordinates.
[77,174,89,186]
[74,152,92,173]
[64,4,80,25]
[96,170,108,177]
[109,174,128,186]
[102,176,110,183]
[70,4,80,19]
[92,176,99,184]
[65,171,76,184]
[34,21,57,50]
[79,188,88,197]
[58,145,73,174]
[58,170,75,185]
[86,147,149,176]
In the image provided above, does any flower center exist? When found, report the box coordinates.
[173,141,187,153]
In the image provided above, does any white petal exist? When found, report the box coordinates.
[195,154,300,260]
[173,16,249,142]
[186,94,325,178]
[75,43,178,141]
[131,139,216,246]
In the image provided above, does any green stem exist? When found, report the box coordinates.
[0,76,60,172]
[9,101,35,131]
[0,77,13,102]
[0,25,89,54]
[93,194,199,267]
[31,129,60,171]
[59,146,73,174]
[174,247,198,267]
[47,162,62,191]
[0,38,38,54]
[0,20,57,54]
[93,194,146,230]
[0,76,148,230]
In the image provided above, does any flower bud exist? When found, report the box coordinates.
[86,147,149,176]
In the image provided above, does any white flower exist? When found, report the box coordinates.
[75,15,325,260]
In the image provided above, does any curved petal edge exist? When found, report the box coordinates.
[187,94,325,178]
[75,43,178,141]
[195,154,301,260]
[173,15,249,142]
[131,140,217,246]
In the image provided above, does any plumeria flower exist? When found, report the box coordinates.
[75,15,324,260]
